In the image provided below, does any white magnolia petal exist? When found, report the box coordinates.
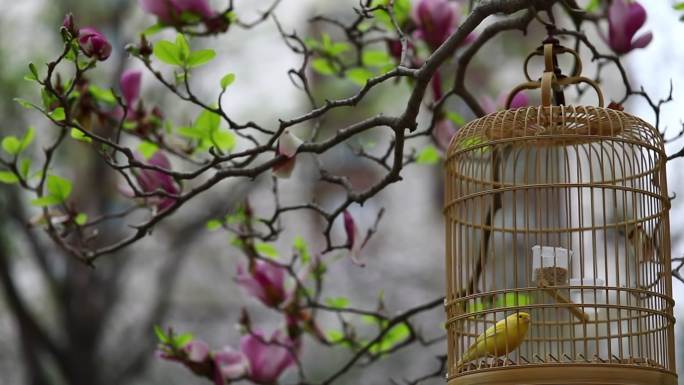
[278,129,303,158]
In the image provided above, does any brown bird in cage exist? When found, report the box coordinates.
[628,224,657,263]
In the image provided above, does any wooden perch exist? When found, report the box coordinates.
[538,279,590,323]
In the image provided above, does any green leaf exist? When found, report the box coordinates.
[362,50,392,67]
[224,11,237,23]
[143,23,165,37]
[458,136,487,152]
[321,33,333,50]
[19,159,31,179]
[89,85,117,105]
[206,219,223,230]
[585,0,600,11]
[361,315,381,325]
[46,175,72,202]
[326,330,347,344]
[153,40,183,66]
[173,332,193,348]
[65,43,78,61]
[123,121,137,131]
[20,127,35,150]
[154,325,169,343]
[175,33,190,61]
[325,297,350,308]
[41,89,55,110]
[2,137,21,155]
[28,62,39,80]
[346,68,374,86]
[194,109,221,132]
[312,59,337,75]
[14,98,35,109]
[220,73,236,90]
[50,107,66,121]
[369,323,410,354]
[186,49,216,68]
[255,243,279,259]
[138,141,159,159]
[312,259,327,279]
[226,206,247,225]
[0,171,18,184]
[25,63,40,82]
[230,236,244,248]
[177,126,203,140]
[304,37,320,50]
[293,236,310,263]
[393,0,412,25]
[329,42,350,56]
[74,213,88,225]
[212,131,236,151]
[416,145,441,165]
[372,0,411,29]
[71,128,92,143]
[4,127,35,155]
[675,2,684,10]
[446,111,465,125]
[174,72,187,84]
[30,195,62,207]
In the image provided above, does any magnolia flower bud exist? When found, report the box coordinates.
[606,0,652,55]
[120,69,142,107]
[78,27,112,61]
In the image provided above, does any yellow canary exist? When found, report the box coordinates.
[457,312,531,368]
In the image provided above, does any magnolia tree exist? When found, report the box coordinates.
[0,0,678,384]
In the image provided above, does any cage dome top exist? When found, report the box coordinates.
[447,43,663,154]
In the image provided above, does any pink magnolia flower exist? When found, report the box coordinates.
[412,0,473,51]
[139,0,216,24]
[236,260,288,307]
[343,210,365,266]
[240,330,298,384]
[482,90,529,114]
[387,38,403,60]
[62,13,76,35]
[185,340,210,363]
[133,151,180,211]
[213,347,250,385]
[120,69,142,107]
[78,27,112,61]
[272,129,303,179]
[607,0,652,55]
[505,90,529,110]
[412,0,454,50]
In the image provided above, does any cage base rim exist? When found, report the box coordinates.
[448,364,677,385]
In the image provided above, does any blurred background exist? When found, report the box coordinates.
[1,0,684,384]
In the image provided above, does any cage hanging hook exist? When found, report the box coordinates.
[506,41,604,108]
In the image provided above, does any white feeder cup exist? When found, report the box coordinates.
[532,245,572,286]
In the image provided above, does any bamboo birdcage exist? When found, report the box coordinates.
[443,42,676,385]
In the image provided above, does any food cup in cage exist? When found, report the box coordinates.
[532,246,571,286]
